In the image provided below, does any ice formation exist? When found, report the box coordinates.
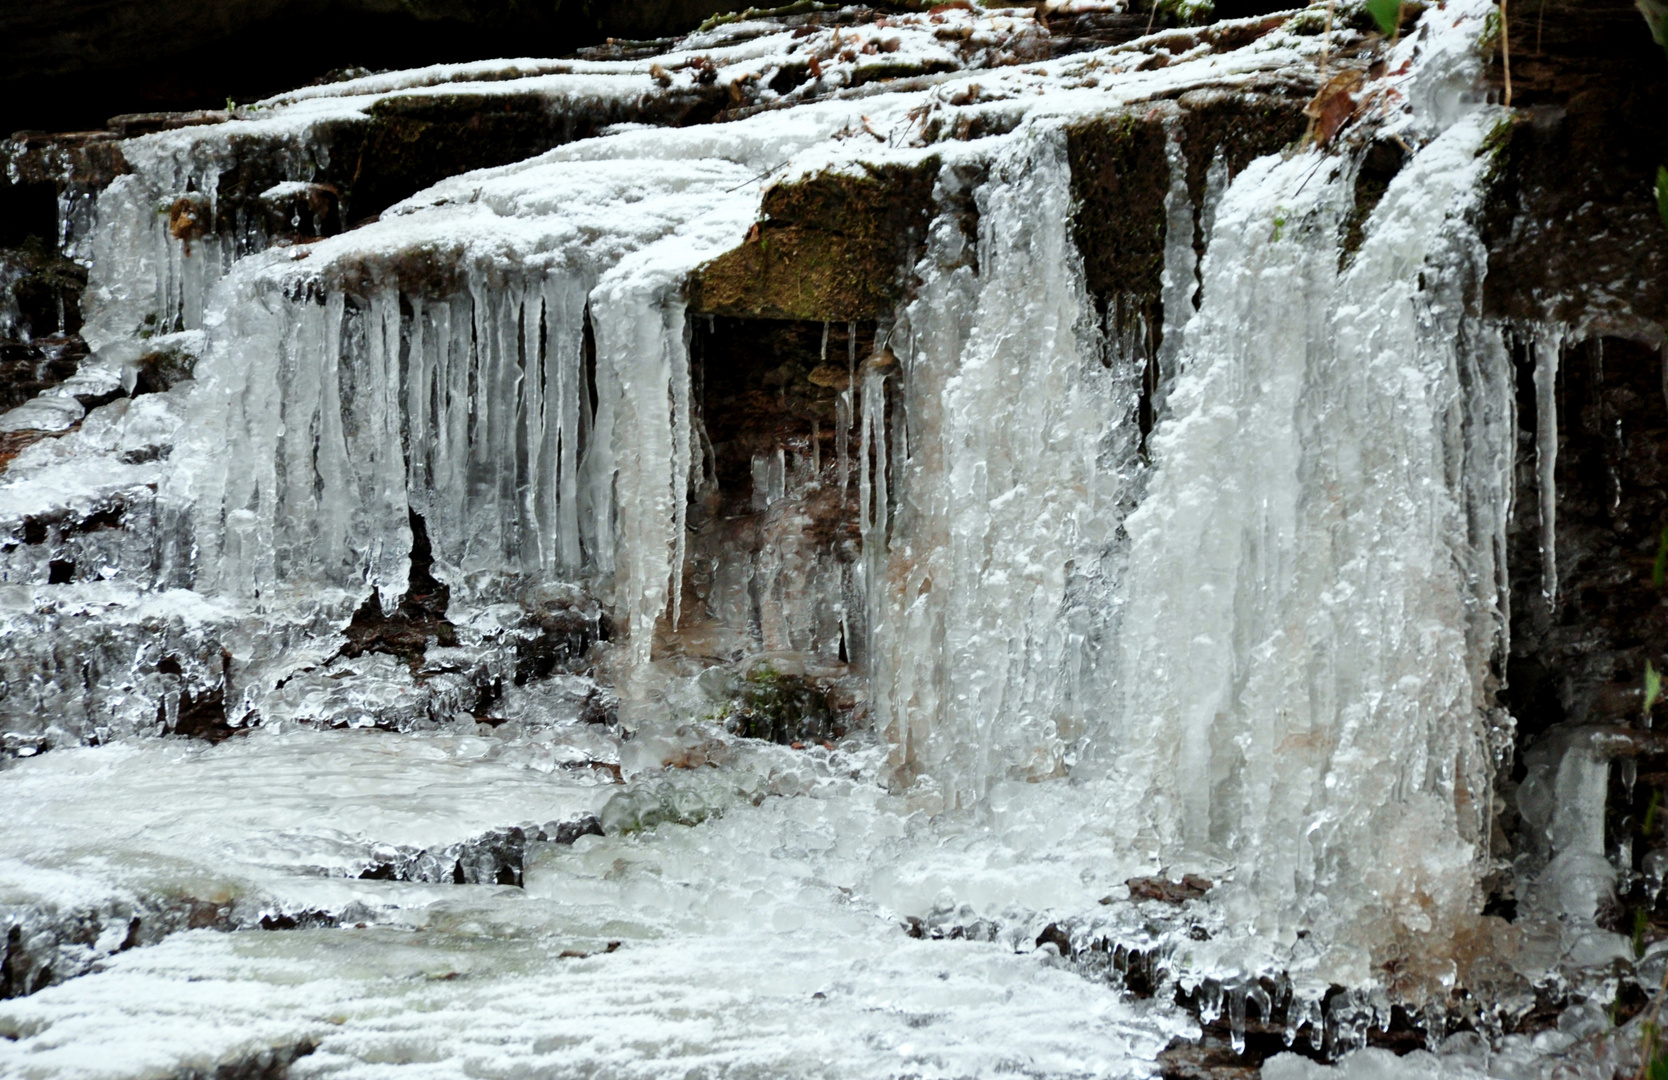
[0,1,1650,1077]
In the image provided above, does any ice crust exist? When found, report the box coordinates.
[0,1,1624,1076]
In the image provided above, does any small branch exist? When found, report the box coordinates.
[1501,0,1513,106]
[1321,0,1335,77]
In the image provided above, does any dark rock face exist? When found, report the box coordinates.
[0,1,738,136]
[1476,0,1668,938]
[669,316,874,680]
[1481,0,1668,332]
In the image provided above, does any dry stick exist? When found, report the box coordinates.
[1321,0,1335,76]
[1501,0,1513,106]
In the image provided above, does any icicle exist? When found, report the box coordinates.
[589,287,691,673]
[1533,333,1560,606]
[1226,984,1247,1055]
[542,275,586,573]
[1291,992,1325,1052]
[406,295,431,503]
[1615,817,1635,889]
[1367,988,1392,1032]
[1644,848,1668,907]
[1246,983,1272,1029]
[1151,119,1197,419]
[752,453,771,511]
[522,285,546,574]
[670,311,693,631]
[858,373,873,544]
[1327,991,1368,1058]
[1420,1001,1447,1053]
[1197,980,1223,1025]
[860,363,889,551]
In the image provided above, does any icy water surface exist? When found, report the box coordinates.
[0,723,1192,1078]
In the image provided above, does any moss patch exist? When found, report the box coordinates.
[688,161,938,321]
[718,663,840,744]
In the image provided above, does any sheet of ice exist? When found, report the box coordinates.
[0,726,1199,1078]
[856,0,1512,992]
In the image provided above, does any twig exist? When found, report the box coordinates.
[1321,0,1335,77]
[725,158,793,192]
[1501,0,1513,107]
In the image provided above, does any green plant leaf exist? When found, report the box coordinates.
[1656,166,1668,231]
[1364,0,1401,35]
[1648,660,1663,717]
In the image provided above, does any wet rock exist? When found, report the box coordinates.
[542,814,604,846]
[356,826,528,887]
[165,1037,319,1080]
[2,895,239,1000]
[339,509,457,673]
[0,335,86,414]
[1035,922,1075,958]
[0,239,86,343]
[130,334,199,396]
[1126,874,1214,904]
[1481,0,1668,332]
[512,592,609,687]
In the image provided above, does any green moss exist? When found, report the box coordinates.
[1475,113,1521,192]
[716,663,838,744]
[689,161,938,320]
[1155,0,1215,25]
[697,0,841,31]
[1477,6,1502,56]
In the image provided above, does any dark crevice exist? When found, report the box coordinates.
[338,508,457,672]
[1340,139,1408,265]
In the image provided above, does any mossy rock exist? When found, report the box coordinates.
[1066,111,1172,308]
[719,664,838,745]
[1067,92,1306,312]
[689,161,939,321]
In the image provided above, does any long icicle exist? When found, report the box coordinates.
[1533,332,1560,607]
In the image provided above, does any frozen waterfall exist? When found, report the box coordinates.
[1,1,1646,1077]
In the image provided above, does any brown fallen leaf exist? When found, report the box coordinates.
[1303,68,1366,145]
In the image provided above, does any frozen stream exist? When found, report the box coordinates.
[0,723,1193,1078]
